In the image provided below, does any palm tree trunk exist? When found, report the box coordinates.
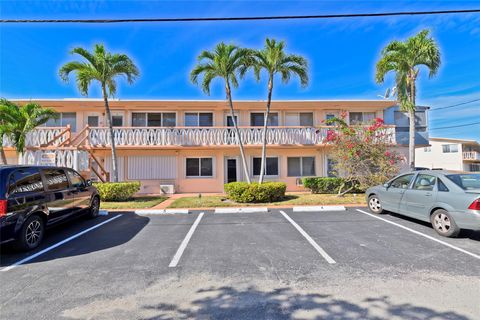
[408,77,417,171]
[259,76,273,184]
[102,85,119,182]
[226,81,251,184]
[0,146,7,165]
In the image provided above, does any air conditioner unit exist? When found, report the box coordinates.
[160,184,175,195]
[296,178,303,186]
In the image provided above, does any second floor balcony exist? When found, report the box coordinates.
[463,151,480,161]
[2,125,397,149]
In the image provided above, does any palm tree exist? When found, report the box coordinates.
[0,98,58,164]
[59,44,139,182]
[376,29,440,170]
[190,42,252,183]
[252,38,308,183]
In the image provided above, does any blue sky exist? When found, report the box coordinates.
[1,0,479,140]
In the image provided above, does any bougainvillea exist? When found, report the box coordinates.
[324,114,405,194]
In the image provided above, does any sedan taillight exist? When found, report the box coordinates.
[468,199,480,210]
[0,200,7,217]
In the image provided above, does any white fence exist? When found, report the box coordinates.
[20,150,89,171]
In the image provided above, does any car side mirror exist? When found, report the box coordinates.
[86,179,93,187]
[383,183,390,189]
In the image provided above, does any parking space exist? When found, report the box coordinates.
[1,207,479,319]
[284,208,480,276]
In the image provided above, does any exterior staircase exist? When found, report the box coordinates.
[19,125,110,182]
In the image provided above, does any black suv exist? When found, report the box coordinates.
[0,165,100,250]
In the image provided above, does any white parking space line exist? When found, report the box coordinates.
[356,209,480,260]
[168,212,205,268]
[1,215,122,272]
[279,210,336,264]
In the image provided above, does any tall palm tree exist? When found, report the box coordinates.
[59,44,139,182]
[190,42,252,183]
[376,29,440,170]
[252,38,308,183]
[0,98,58,164]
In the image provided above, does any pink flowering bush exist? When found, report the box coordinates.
[324,114,404,194]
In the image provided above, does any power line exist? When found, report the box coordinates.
[430,121,480,130]
[430,98,480,111]
[1,9,480,23]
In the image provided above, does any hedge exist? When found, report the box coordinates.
[224,182,287,203]
[93,181,141,202]
[302,177,359,194]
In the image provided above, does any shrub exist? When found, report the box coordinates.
[93,181,141,201]
[224,182,287,203]
[302,177,359,194]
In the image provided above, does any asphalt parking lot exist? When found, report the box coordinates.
[1,207,479,320]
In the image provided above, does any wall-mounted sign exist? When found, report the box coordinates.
[40,152,56,166]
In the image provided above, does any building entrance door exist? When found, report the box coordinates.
[227,158,237,183]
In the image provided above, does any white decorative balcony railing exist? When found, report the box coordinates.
[88,126,396,147]
[2,127,68,148]
[463,151,480,161]
[20,149,90,171]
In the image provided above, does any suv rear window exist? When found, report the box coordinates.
[446,174,480,190]
[43,169,69,191]
[8,168,44,195]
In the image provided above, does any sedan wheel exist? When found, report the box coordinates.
[368,195,384,214]
[431,209,460,238]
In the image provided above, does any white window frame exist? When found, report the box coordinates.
[252,156,279,177]
[43,112,77,131]
[349,111,376,125]
[185,157,214,178]
[285,112,314,127]
[131,111,177,127]
[110,111,124,127]
[442,144,459,153]
[287,156,316,177]
[184,112,214,127]
[249,111,279,127]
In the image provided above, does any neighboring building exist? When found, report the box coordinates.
[416,137,480,172]
[383,105,430,146]
[2,99,425,193]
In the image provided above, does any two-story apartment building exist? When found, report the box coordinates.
[416,137,480,172]
[2,99,426,193]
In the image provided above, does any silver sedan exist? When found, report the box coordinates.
[366,171,480,237]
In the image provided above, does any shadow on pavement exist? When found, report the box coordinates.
[0,212,149,267]
[140,286,470,320]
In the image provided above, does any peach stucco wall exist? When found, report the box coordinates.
[8,99,398,194]
[91,147,329,193]
[13,99,393,130]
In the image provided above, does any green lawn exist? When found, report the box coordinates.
[168,193,366,208]
[100,196,168,210]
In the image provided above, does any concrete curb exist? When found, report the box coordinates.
[215,207,269,214]
[134,209,189,215]
[292,205,346,212]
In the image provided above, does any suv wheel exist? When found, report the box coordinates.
[89,196,100,218]
[17,215,44,251]
[368,195,384,214]
[431,209,460,238]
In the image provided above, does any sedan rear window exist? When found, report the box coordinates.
[446,174,480,190]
